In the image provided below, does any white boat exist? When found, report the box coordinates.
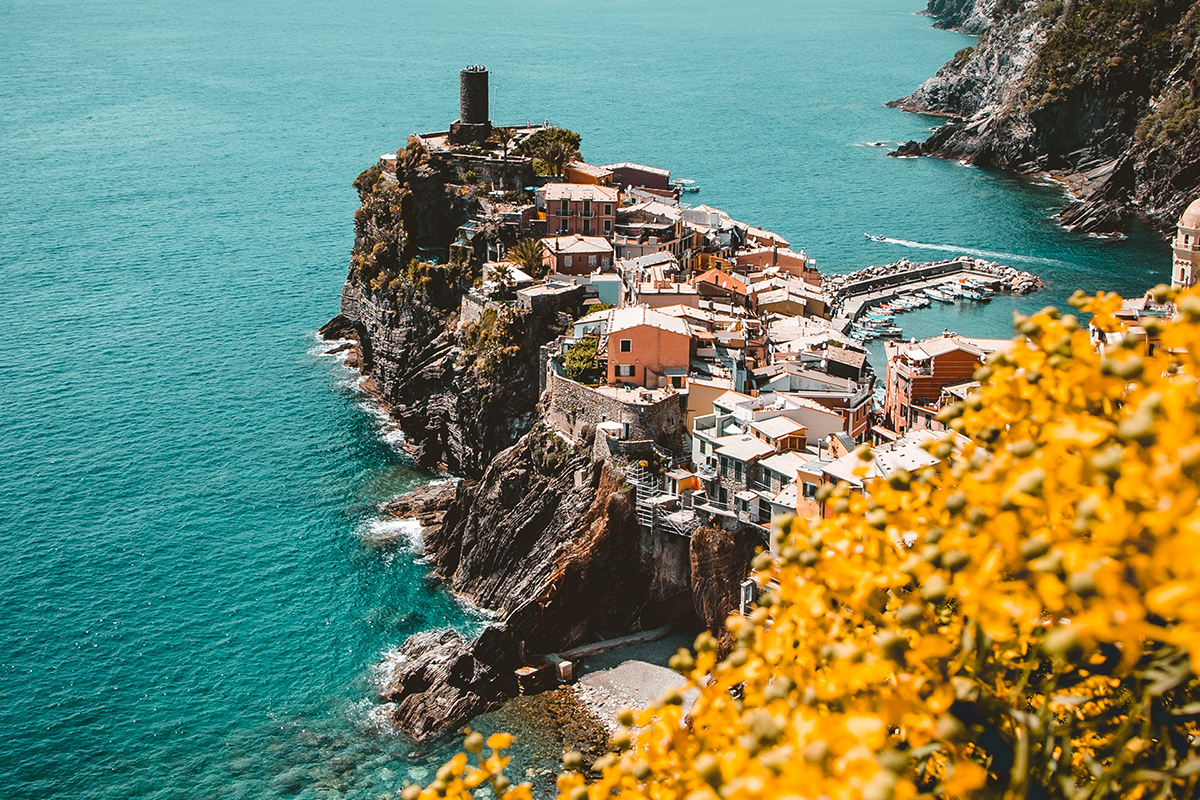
[925,288,955,302]
[865,233,886,241]
[674,179,700,193]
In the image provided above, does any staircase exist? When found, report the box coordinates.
[626,461,656,529]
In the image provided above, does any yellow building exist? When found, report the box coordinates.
[1172,197,1200,289]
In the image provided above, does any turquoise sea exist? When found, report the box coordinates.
[0,1,1169,797]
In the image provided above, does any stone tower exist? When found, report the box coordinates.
[449,66,492,145]
[1172,197,1200,289]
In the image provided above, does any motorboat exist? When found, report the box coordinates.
[674,179,700,193]
[865,233,887,241]
[925,287,956,302]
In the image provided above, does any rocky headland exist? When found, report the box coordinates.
[323,140,757,742]
[894,0,1200,237]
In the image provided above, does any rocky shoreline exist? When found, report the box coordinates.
[893,0,1200,238]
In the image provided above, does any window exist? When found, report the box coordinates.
[734,462,743,482]
[564,255,572,268]
[560,199,569,215]
[615,364,635,377]
[604,204,612,215]
[604,219,612,233]
[619,339,632,353]
[582,199,591,216]
[803,482,818,499]
[582,220,591,235]
[588,254,597,266]
[602,257,611,268]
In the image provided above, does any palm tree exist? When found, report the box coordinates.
[537,139,580,178]
[507,239,544,277]
[493,127,516,162]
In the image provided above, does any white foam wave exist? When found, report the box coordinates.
[358,516,423,552]
[875,236,1073,269]
[354,398,407,451]
[308,336,355,359]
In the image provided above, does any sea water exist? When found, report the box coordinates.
[0,1,1169,797]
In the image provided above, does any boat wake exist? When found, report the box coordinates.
[873,236,1073,269]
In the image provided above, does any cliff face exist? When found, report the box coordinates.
[377,426,675,740]
[321,144,573,478]
[895,0,1200,236]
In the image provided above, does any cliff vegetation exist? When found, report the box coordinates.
[410,286,1200,800]
[895,0,1200,236]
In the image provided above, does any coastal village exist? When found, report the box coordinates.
[348,67,1192,726]
[396,70,1077,553]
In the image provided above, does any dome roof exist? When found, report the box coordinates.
[1181,197,1200,230]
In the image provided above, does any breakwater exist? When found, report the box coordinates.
[825,256,1043,332]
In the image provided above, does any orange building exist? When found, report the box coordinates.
[694,268,748,305]
[882,334,1009,435]
[564,161,614,186]
[606,305,692,389]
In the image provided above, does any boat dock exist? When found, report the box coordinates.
[825,256,1043,334]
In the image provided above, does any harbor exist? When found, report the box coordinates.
[823,255,1043,341]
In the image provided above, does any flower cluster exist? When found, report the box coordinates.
[415,289,1200,799]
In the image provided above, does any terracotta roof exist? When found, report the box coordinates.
[565,161,613,179]
[750,417,807,440]
[694,269,747,295]
[601,162,671,178]
[714,435,775,462]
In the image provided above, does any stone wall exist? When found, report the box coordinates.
[459,290,493,330]
[544,369,687,452]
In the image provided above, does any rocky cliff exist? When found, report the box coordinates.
[894,0,1200,236]
[320,142,572,477]
[327,140,764,742]
[374,426,760,740]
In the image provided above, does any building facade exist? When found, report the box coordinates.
[1173,197,1200,289]
[542,184,619,239]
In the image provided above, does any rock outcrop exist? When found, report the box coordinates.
[378,426,673,739]
[925,0,999,35]
[894,0,1200,236]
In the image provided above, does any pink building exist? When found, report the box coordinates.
[542,183,619,239]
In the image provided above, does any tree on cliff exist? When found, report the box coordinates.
[513,127,582,159]
[563,338,601,385]
[406,287,1200,800]
[514,127,583,177]
[535,140,581,178]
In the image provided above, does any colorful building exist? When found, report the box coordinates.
[606,305,692,389]
[542,183,619,239]
[882,334,1009,435]
[1172,197,1200,289]
[540,234,614,276]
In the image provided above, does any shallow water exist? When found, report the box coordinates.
[0,0,1169,797]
